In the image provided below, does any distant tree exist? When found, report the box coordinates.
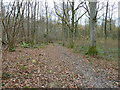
[26,0,30,42]
[45,1,49,43]
[32,1,37,44]
[104,0,109,38]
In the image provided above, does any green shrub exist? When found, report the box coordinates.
[21,41,30,48]
[9,47,16,52]
[86,46,98,55]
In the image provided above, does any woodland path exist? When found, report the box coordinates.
[2,44,118,88]
[45,44,118,88]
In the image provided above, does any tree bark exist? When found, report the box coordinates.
[45,1,49,43]
[104,1,109,38]
[87,1,98,55]
[89,2,97,47]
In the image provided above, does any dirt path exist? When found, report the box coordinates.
[44,44,118,88]
[2,44,118,88]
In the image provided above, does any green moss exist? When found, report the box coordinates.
[24,86,30,88]
[86,46,98,55]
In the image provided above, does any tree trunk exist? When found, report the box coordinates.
[70,1,75,48]
[45,1,49,43]
[87,1,98,55]
[27,1,30,43]
[0,1,2,86]
[104,1,109,53]
[33,2,37,45]
[0,1,2,49]
[104,1,109,38]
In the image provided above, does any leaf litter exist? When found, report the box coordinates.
[2,44,119,88]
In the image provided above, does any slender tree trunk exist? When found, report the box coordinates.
[0,1,2,87]
[45,1,49,43]
[33,2,37,44]
[104,1,109,52]
[70,1,75,48]
[36,1,39,44]
[104,1,109,38]
[0,0,2,52]
[27,1,30,42]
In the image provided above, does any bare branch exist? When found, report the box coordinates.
[75,11,87,24]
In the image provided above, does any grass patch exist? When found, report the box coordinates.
[97,45,118,61]
[20,41,48,49]
[24,86,30,88]
[38,44,44,48]
[21,41,30,48]
[73,44,118,61]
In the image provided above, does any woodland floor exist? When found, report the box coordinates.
[2,44,119,88]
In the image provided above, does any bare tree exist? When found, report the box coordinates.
[54,0,86,48]
[2,0,25,51]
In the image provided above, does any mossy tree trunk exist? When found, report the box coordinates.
[87,1,98,55]
[69,1,75,48]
